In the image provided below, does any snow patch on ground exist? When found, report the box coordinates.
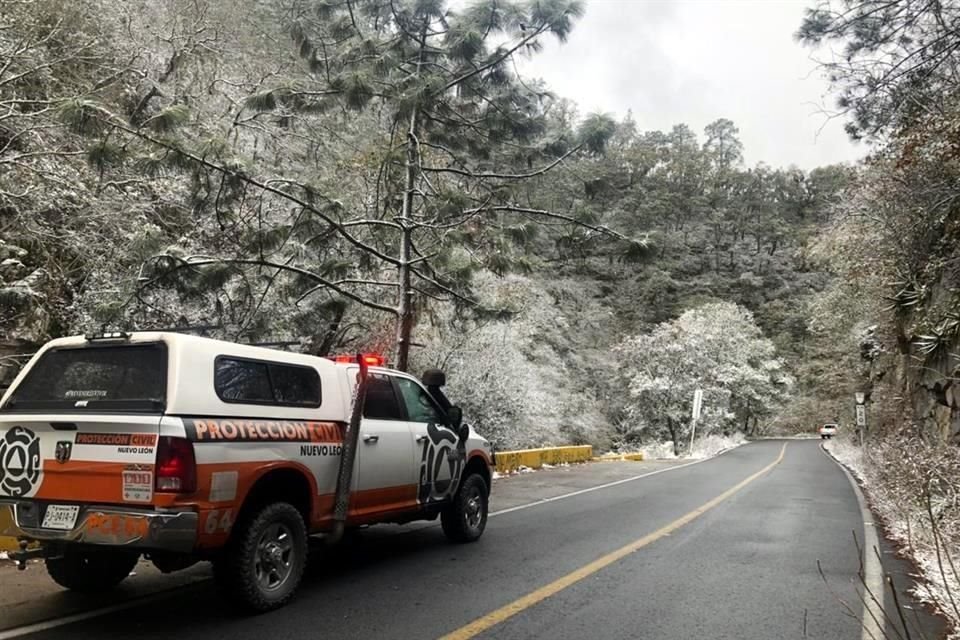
[821,438,865,481]
[689,433,748,459]
[492,464,542,480]
[825,439,960,639]
[634,433,748,460]
[634,441,677,460]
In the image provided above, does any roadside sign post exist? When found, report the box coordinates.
[854,392,867,447]
[689,388,703,454]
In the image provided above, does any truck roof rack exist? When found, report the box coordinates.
[247,340,301,350]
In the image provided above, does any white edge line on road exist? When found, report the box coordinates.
[0,579,209,640]
[0,441,755,640]
[820,443,885,640]
[490,442,746,518]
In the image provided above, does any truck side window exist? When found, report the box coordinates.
[268,363,321,406]
[395,378,443,424]
[215,357,321,407]
[363,373,403,420]
[215,358,273,403]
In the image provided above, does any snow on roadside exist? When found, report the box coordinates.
[824,438,960,639]
[822,437,866,481]
[491,464,543,480]
[635,440,677,460]
[688,433,748,459]
[634,433,748,460]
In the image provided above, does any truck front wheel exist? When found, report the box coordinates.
[46,549,139,592]
[441,473,489,543]
[213,502,308,612]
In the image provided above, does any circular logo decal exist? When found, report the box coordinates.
[418,423,463,505]
[0,426,43,497]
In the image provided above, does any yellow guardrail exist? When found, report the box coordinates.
[494,445,594,474]
[593,452,645,462]
[1,506,19,552]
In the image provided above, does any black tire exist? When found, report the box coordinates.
[441,473,488,543]
[46,548,139,593]
[213,502,307,613]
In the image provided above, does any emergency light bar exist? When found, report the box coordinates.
[331,354,387,367]
[84,331,131,341]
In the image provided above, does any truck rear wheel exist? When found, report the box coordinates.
[441,473,488,543]
[46,549,139,592]
[214,502,307,613]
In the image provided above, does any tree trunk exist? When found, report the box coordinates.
[394,204,414,370]
[316,305,346,356]
[667,418,680,456]
[393,22,427,372]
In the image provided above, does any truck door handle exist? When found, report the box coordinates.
[416,435,429,443]
[363,434,379,444]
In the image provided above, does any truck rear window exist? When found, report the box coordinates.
[1,344,167,413]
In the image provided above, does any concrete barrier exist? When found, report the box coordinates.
[494,445,593,474]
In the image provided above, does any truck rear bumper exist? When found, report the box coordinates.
[0,500,197,553]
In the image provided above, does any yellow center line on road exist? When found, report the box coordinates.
[439,443,788,640]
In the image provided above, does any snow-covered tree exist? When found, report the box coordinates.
[411,271,610,449]
[617,302,791,454]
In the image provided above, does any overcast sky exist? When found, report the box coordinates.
[513,0,865,169]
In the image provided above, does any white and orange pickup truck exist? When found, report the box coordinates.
[0,332,493,611]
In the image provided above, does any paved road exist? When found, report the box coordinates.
[0,441,946,639]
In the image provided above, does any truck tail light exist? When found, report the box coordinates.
[155,436,197,493]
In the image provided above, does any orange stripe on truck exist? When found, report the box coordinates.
[34,460,135,503]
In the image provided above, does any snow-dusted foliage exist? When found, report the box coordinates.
[412,272,610,450]
[826,437,960,638]
[0,0,843,455]
[617,302,792,454]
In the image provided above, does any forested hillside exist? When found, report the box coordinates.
[1,0,847,451]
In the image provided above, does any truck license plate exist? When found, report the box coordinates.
[42,505,80,530]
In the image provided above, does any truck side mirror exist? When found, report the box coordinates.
[422,369,446,387]
[448,405,463,430]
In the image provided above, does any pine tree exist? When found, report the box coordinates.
[63,0,646,369]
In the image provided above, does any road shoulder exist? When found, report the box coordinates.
[820,442,950,640]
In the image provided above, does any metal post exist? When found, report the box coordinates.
[328,356,370,544]
[854,392,867,447]
[688,415,698,454]
[689,388,703,455]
